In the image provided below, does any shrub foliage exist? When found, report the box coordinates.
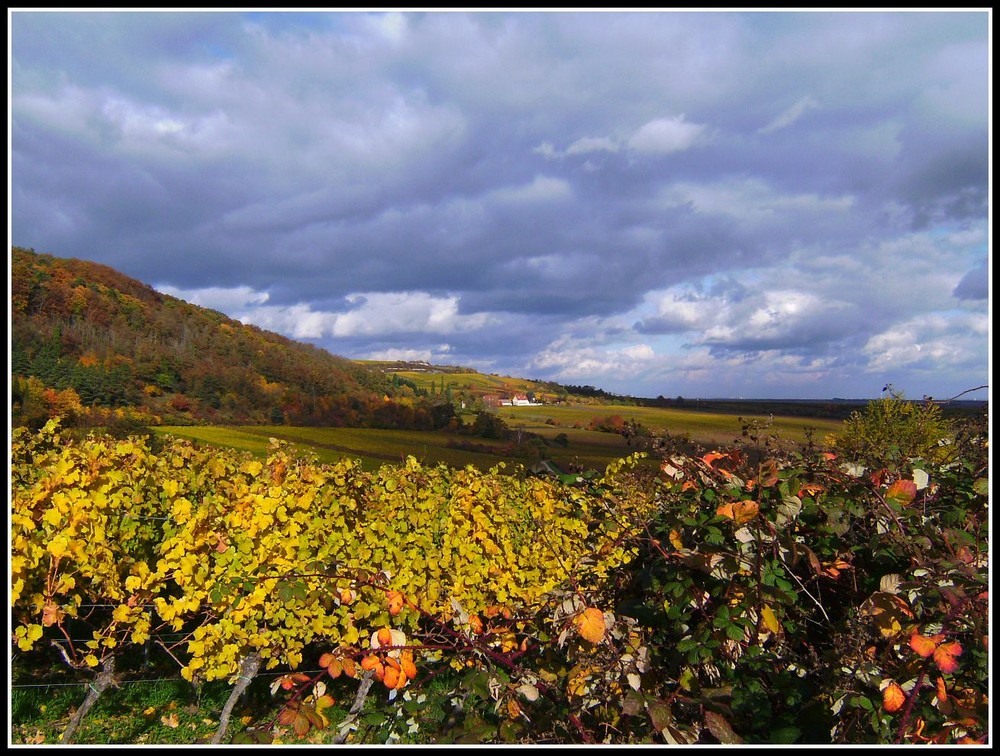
[10,400,989,745]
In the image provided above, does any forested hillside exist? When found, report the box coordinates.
[10,247,404,427]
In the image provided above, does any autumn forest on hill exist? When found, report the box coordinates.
[12,247,656,433]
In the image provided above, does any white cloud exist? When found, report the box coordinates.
[530,338,657,379]
[155,284,270,311]
[565,135,620,155]
[536,115,708,161]
[656,178,854,225]
[489,174,572,204]
[364,347,436,362]
[15,84,231,159]
[152,285,497,340]
[758,96,820,134]
[366,11,409,44]
[862,312,989,372]
[627,115,707,154]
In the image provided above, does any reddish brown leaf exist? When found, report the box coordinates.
[886,479,917,506]
[292,712,311,737]
[935,676,948,703]
[704,710,743,744]
[759,459,779,487]
[716,500,759,525]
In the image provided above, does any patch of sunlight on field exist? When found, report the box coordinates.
[498,403,843,447]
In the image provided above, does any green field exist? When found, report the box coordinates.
[155,402,845,473]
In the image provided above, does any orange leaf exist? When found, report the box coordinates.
[909,633,939,658]
[42,601,64,628]
[576,607,606,644]
[387,591,405,616]
[325,658,343,679]
[886,479,917,506]
[702,451,726,467]
[935,676,948,703]
[883,682,906,713]
[342,658,357,678]
[279,672,310,690]
[377,627,393,647]
[383,665,400,689]
[318,652,335,668]
[798,483,826,497]
[933,641,962,674]
[821,559,853,579]
[716,500,759,525]
[400,652,417,680]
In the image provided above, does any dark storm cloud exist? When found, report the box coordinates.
[9,9,990,400]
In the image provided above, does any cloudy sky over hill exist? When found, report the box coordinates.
[10,10,990,399]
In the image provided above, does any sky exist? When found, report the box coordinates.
[9,9,992,400]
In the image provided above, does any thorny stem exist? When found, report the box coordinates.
[894,668,928,744]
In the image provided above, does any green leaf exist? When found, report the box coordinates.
[768,726,801,744]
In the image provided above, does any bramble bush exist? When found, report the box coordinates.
[10,398,989,744]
